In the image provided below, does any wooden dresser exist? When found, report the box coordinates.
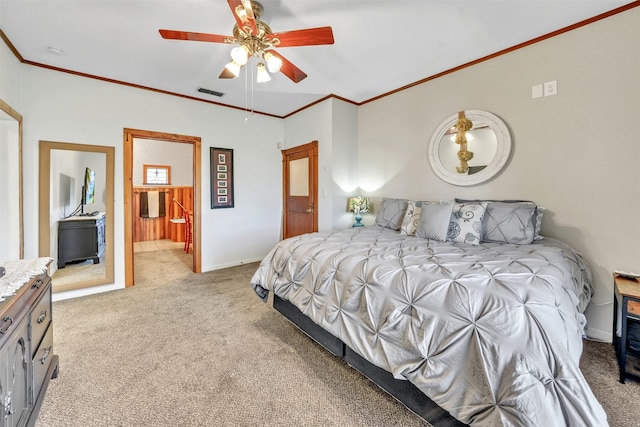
[57,213,106,269]
[0,259,59,427]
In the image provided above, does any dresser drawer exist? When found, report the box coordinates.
[628,300,640,316]
[32,323,54,400]
[30,286,52,356]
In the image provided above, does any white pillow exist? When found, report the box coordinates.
[447,202,487,245]
[400,201,422,236]
[415,201,454,242]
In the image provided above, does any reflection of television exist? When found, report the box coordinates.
[81,167,96,213]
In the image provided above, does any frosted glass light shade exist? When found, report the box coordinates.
[231,46,249,65]
[256,62,271,83]
[264,52,282,73]
[224,61,241,77]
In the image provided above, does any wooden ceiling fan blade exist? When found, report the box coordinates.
[159,29,229,43]
[269,26,334,48]
[227,0,258,35]
[264,50,307,83]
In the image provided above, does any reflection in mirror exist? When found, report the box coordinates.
[0,99,22,263]
[39,142,114,293]
[428,110,511,186]
[438,125,498,175]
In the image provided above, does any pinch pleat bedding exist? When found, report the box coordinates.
[251,226,607,426]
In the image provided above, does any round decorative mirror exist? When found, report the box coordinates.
[428,110,512,186]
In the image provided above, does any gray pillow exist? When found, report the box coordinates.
[456,198,543,241]
[375,198,409,230]
[415,201,454,242]
[482,202,536,244]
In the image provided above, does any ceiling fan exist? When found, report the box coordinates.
[159,0,334,83]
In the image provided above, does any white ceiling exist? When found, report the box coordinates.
[0,1,632,117]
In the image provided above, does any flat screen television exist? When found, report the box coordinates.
[81,167,96,213]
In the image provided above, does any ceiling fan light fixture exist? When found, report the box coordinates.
[224,60,242,77]
[256,62,271,83]
[235,5,247,23]
[264,52,282,73]
[231,45,249,65]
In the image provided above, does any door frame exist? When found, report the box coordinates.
[282,141,318,239]
[123,128,201,287]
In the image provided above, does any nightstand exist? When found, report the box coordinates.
[613,273,640,383]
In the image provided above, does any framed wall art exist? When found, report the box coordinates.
[210,147,234,209]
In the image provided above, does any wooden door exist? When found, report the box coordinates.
[282,141,318,239]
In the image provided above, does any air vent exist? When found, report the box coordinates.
[197,88,224,97]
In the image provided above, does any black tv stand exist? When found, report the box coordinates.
[57,212,106,269]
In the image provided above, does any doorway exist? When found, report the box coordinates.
[0,98,23,262]
[123,128,202,287]
[282,141,318,239]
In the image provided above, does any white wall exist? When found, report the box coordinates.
[0,38,22,111]
[357,9,640,341]
[0,40,23,264]
[133,138,193,186]
[14,64,283,296]
[283,98,360,231]
[0,114,20,263]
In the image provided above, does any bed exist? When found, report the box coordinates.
[251,198,608,426]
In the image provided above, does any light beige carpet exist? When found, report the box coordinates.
[36,248,640,426]
[37,249,426,426]
[51,258,106,287]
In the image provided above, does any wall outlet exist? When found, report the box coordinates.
[544,80,558,96]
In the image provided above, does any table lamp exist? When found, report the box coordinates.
[347,196,371,227]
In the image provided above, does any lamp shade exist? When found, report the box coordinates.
[264,52,282,73]
[224,60,242,77]
[230,46,249,65]
[256,62,271,83]
[347,196,370,214]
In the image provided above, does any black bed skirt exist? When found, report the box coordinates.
[273,295,466,426]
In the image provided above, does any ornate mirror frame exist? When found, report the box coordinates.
[428,110,512,186]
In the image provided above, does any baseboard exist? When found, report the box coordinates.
[201,257,263,273]
[586,327,612,343]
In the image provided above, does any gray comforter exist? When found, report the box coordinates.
[251,226,608,426]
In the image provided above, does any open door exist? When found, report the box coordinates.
[282,141,318,239]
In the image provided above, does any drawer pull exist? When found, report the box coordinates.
[40,346,52,364]
[37,310,47,324]
[0,317,12,334]
[33,279,43,289]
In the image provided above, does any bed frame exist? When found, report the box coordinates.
[273,295,467,426]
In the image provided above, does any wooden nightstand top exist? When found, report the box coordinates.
[615,274,640,298]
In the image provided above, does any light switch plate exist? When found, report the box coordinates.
[531,84,543,99]
[544,80,558,96]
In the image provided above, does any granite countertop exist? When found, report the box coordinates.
[0,258,52,302]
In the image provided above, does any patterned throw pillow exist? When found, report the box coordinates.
[455,198,542,243]
[375,198,409,231]
[415,201,454,242]
[400,201,422,236]
[447,202,487,245]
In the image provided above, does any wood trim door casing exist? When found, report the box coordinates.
[123,128,202,287]
[282,141,318,239]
